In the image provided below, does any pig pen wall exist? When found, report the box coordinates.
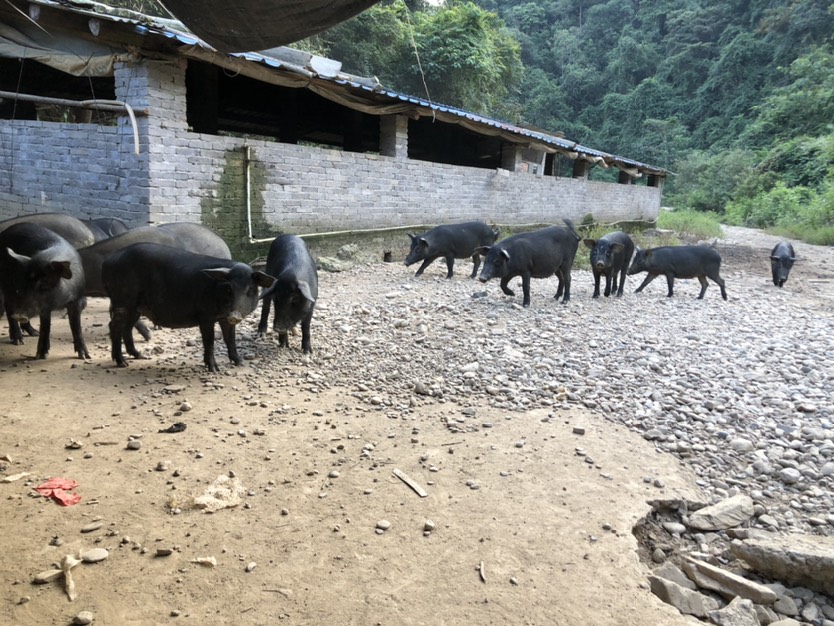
[0,59,662,259]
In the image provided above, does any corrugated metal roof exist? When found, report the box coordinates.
[28,0,667,176]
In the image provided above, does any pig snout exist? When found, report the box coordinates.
[226,312,244,325]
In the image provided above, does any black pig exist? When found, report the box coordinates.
[405,221,499,279]
[257,235,318,353]
[0,213,95,338]
[477,219,580,307]
[583,231,635,298]
[627,245,727,300]
[0,223,90,359]
[770,241,795,287]
[84,217,130,241]
[103,243,274,371]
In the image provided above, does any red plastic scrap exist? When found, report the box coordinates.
[34,478,81,506]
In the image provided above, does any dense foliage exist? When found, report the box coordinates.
[114,0,834,241]
[309,0,834,241]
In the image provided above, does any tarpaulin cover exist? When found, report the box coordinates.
[160,0,381,53]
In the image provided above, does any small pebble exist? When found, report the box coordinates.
[81,521,103,533]
[80,548,109,563]
[73,611,94,625]
[245,561,257,572]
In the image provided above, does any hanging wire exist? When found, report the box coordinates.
[403,3,434,121]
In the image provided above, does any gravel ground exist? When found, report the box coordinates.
[232,224,834,544]
[2,224,832,624]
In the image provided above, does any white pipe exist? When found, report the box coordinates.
[0,91,143,155]
[243,145,253,240]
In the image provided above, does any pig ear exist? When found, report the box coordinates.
[5,248,31,264]
[407,233,415,242]
[644,250,653,259]
[583,238,596,249]
[252,271,275,289]
[297,280,316,304]
[501,249,510,261]
[418,237,429,248]
[202,267,232,282]
[50,260,73,280]
[610,242,625,252]
[474,246,490,256]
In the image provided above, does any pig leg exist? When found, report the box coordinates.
[521,273,532,307]
[696,275,709,299]
[200,321,221,371]
[278,331,289,349]
[664,273,675,297]
[7,315,24,345]
[414,256,437,277]
[135,320,152,342]
[603,272,613,297]
[616,268,627,297]
[35,312,51,359]
[554,271,565,300]
[591,270,602,299]
[468,254,480,279]
[634,273,658,293]
[109,306,141,366]
[499,276,515,297]
[218,319,242,367]
[300,315,312,354]
[21,321,38,337]
[66,300,90,359]
[560,270,572,303]
[710,272,728,300]
[121,310,144,360]
[257,296,272,337]
[444,254,455,279]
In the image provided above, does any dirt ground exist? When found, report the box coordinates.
[0,226,826,626]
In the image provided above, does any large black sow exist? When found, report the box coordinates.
[257,234,318,353]
[583,231,635,298]
[477,219,581,307]
[405,221,500,279]
[627,245,728,300]
[0,223,90,359]
[103,243,274,371]
[770,241,796,287]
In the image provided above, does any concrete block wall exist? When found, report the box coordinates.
[0,58,661,243]
[0,121,149,224]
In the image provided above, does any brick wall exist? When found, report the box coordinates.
[0,59,661,243]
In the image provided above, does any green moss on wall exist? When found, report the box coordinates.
[201,147,282,262]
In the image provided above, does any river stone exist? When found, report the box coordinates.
[708,597,760,626]
[80,548,109,563]
[33,569,62,584]
[687,494,755,531]
[662,521,687,536]
[778,468,802,484]
[73,611,94,625]
[652,561,697,590]
[648,575,720,618]
[681,556,778,604]
[730,533,834,596]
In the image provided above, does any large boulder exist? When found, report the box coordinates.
[686,494,755,531]
[730,534,834,596]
